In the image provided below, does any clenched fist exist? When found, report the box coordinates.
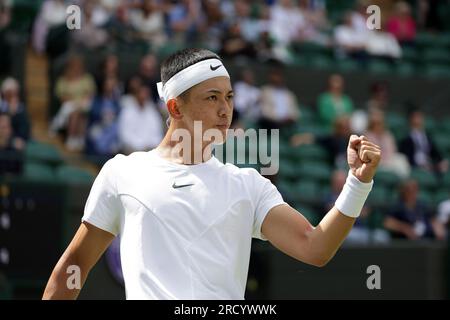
[347,135,381,183]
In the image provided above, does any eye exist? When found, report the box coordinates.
[227,94,234,101]
[207,95,217,101]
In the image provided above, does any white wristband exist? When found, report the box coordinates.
[335,171,373,218]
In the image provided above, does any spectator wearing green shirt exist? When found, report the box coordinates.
[318,74,354,129]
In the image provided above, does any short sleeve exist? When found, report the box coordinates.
[245,169,285,240]
[82,157,121,236]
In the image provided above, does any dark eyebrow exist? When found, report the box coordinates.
[205,89,234,95]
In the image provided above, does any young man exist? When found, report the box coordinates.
[43,48,381,300]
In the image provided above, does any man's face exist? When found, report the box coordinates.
[175,76,234,144]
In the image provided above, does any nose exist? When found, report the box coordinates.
[218,97,232,118]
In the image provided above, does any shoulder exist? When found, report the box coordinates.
[220,162,268,187]
[104,151,149,172]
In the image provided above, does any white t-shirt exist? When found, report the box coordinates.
[82,150,285,299]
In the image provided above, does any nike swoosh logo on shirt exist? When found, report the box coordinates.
[172,182,195,189]
[210,64,222,71]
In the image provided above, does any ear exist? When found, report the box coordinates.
[167,98,183,120]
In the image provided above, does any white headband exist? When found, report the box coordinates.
[156,58,230,103]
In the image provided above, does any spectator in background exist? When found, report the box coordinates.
[386,1,417,47]
[219,21,257,59]
[165,0,202,44]
[231,0,268,45]
[137,54,160,104]
[323,170,389,244]
[417,0,443,32]
[0,78,30,146]
[269,0,304,46]
[32,0,67,54]
[72,0,110,50]
[351,81,391,134]
[317,74,354,129]
[365,28,402,61]
[259,67,299,130]
[384,179,444,240]
[107,3,140,46]
[399,107,448,174]
[89,76,121,127]
[436,196,450,240]
[130,0,167,50]
[232,68,261,126]
[51,56,96,151]
[100,0,122,14]
[95,54,123,96]
[334,11,367,61]
[269,0,305,61]
[118,85,164,154]
[366,81,390,113]
[0,112,24,175]
[291,116,351,169]
[350,0,370,34]
[199,0,227,52]
[365,110,410,178]
[0,0,11,30]
[121,75,143,107]
[86,106,120,164]
[297,0,330,45]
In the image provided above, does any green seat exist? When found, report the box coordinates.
[25,141,62,166]
[309,55,333,70]
[375,170,401,188]
[418,189,433,206]
[368,60,391,75]
[424,64,450,78]
[433,132,450,154]
[368,210,386,230]
[434,190,449,206]
[278,159,300,180]
[299,106,317,124]
[422,48,450,65]
[292,180,321,204]
[294,203,320,226]
[367,185,389,207]
[437,117,450,135]
[443,172,450,189]
[24,162,55,182]
[415,32,438,49]
[336,59,359,73]
[297,162,332,183]
[386,112,408,130]
[411,169,439,189]
[401,47,419,63]
[291,144,329,163]
[396,62,415,77]
[56,165,95,185]
[0,272,12,300]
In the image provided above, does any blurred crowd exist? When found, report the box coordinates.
[0,0,450,244]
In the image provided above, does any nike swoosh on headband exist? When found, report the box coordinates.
[210,64,222,71]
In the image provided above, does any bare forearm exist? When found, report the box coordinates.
[42,254,88,300]
[308,207,356,265]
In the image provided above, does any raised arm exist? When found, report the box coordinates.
[42,222,115,300]
[262,135,381,267]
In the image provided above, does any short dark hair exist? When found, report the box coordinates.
[160,48,221,85]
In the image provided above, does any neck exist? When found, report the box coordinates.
[157,124,213,165]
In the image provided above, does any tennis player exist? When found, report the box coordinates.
[43,48,381,300]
